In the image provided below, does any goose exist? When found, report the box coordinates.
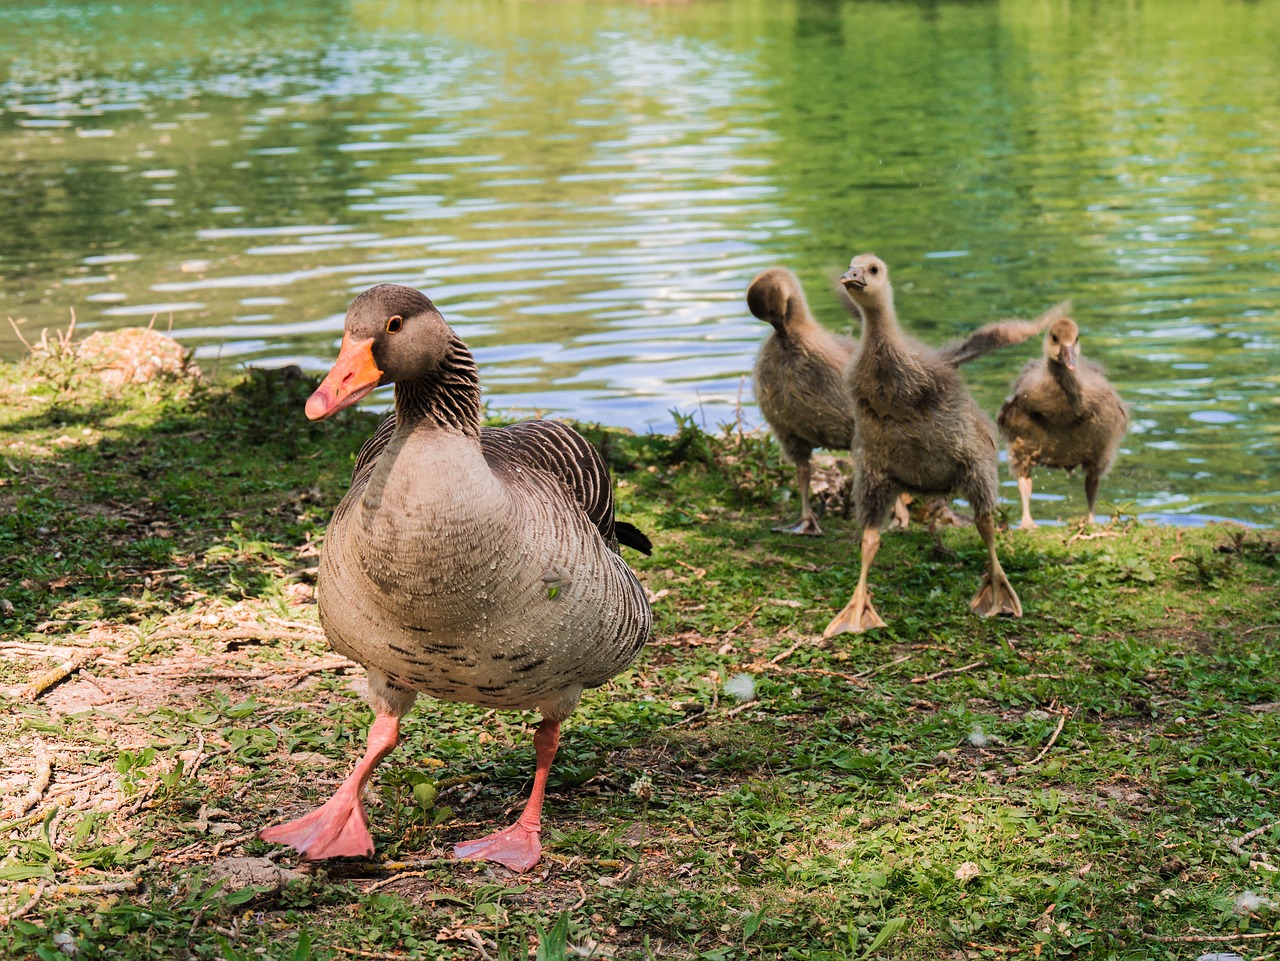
[997,313,1128,528]
[258,284,652,872]
[748,266,1064,538]
[824,254,1024,635]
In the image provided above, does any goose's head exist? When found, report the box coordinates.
[306,284,454,420]
[838,253,891,307]
[1044,315,1080,371]
[746,267,806,333]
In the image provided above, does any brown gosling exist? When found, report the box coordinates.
[997,313,1128,529]
[749,267,909,535]
[749,266,1065,538]
[824,253,1023,636]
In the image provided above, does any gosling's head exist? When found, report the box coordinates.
[746,267,807,333]
[1044,315,1080,371]
[838,253,891,308]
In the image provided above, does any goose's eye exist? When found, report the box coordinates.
[1051,335,1058,343]
[869,265,879,275]
[386,315,403,334]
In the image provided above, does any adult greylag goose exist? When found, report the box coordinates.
[748,266,1064,537]
[258,284,652,872]
[824,253,1023,636]
[997,313,1128,528]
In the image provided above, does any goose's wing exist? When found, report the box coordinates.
[482,420,642,553]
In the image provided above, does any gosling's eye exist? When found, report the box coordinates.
[869,265,879,275]
[1051,335,1059,343]
[386,315,403,334]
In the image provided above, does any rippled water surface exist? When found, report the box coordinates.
[2,0,1278,524]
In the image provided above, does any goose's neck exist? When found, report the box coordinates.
[393,337,483,437]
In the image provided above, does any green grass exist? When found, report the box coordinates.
[1,342,1279,960]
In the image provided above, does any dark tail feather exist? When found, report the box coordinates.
[615,521,653,556]
[939,299,1073,367]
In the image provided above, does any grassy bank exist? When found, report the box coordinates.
[2,341,1279,961]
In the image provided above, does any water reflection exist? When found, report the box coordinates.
[0,0,1277,524]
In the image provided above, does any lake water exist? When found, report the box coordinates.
[2,0,1277,526]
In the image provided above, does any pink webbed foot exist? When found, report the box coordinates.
[259,712,402,860]
[258,789,374,860]
[454,821,542,873]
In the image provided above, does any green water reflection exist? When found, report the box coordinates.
[1,0,1277,524]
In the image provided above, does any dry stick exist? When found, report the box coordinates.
[6,316,34,352]
[11,740,53,817]
[1,878,137,921]
[21,647,106,701]
[911,660,987,684]
[769,636,807,665]
[0,881,46,927]
[145,628,323,643]
[1024,708,1070,767]
[721,604,762,640]
[363,870,430,894]
[1227,821,1278,856]
[1131,929,1280,944]
[854,653,912,680]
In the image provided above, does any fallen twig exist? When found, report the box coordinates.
[854,654,912,679]
[1227,821,1278,856]
[1129,928,1280,944]
[145,628,324,644]
[363,870,430,894]
[768,636,807,665]
[1023,707,1069,767]
[911,660,987,684]
[1,877,137,921]
[0,881,46,927]
[21,648,106,700]
[10,739,53,816]
[1067,529,1121,546]
[721,604,762,640]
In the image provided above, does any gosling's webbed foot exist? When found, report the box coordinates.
[823,589,887,637]
[1017,517,1039,531]
[773,516,824,537]
[888,496,911,531]
[971,570,1022,618]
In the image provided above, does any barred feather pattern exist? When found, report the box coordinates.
[317,339,652,724]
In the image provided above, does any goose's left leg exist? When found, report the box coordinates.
[455,719,560,872]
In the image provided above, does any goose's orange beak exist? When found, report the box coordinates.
[306,335,384,420]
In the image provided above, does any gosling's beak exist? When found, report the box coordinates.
[1059,342,1078,371]
[305,335,384,420]
[840,267,866,291]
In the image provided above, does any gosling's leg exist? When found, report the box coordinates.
[889,493,911,531]
[775,460,823,536]
[1016,475,1037,530]
[824,526,887,636]
[1083,471,1101,526]
[971,513,1021,617]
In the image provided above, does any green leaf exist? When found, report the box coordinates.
[861,917,906,958]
